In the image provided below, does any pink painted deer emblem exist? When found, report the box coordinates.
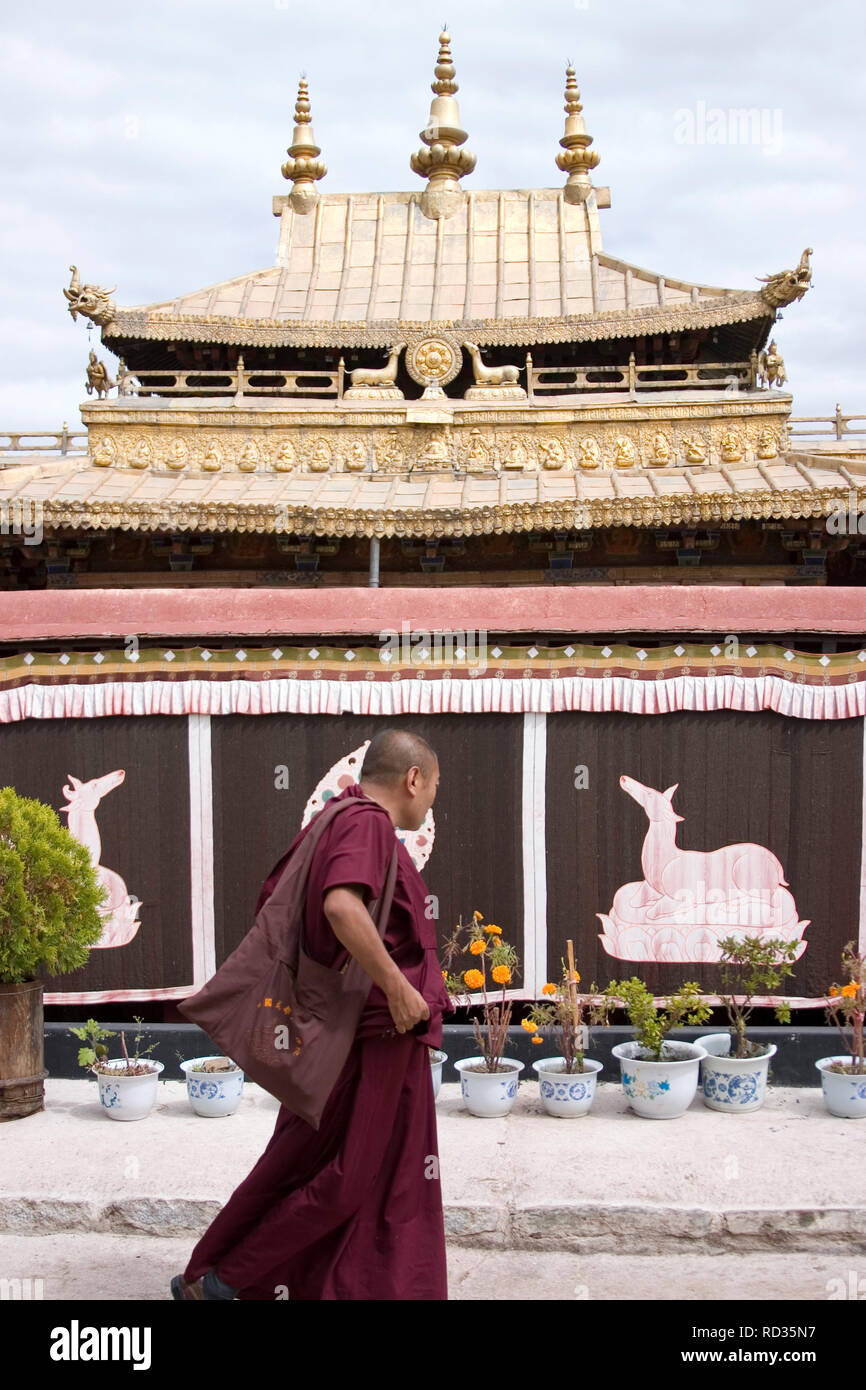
[597,775,809,963]
[60,770,141,949]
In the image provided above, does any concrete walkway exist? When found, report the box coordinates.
[2,1077,865,1300]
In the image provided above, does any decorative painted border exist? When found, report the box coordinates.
[3,642,866,724]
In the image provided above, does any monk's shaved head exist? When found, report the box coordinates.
[360,729,438,786]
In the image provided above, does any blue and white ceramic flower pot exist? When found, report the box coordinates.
[429,1049,447,1100]
[697,1033,776,1113]
[815,1055,866,1118]
[94,1059,164,1121]
[454,1056,523,1117]
[180,1056,245,1117]
[611,1040,706,1119]
[532,1056,602,1118]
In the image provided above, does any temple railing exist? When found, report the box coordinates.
[130,358,341,400]
[788,407,866,441]
[0,426,86,457]
[526,355,754,397]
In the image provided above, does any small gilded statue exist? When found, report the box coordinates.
[308,439,332,472]
[537,436,566,470]
[85,350,115,399]
[578,437,600,470]
[684,435,706,465]
[756,427,779,459]
[612,436,637,468]
[757,340,787,390]
[720,430,744,463]
[649,433,672,467]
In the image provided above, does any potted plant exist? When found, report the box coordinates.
[0,786,107,1121]
[70,1017,164,1121]
[179,1054,245,1117]
[605,977,711,1119]
[696,934,799,1112]
[441,910,523,1117]
[524,940,613,1117]
[816,943,866,1118]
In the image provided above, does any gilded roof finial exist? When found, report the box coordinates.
[410,30,476,220]
[281,76,326,214]
[555,65,600,204]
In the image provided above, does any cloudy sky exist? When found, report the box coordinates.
[2,0,863,429]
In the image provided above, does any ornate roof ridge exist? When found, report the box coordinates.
[105,291,770,348]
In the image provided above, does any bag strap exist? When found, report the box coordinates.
[366,841,400,939]
[298,803,400,956]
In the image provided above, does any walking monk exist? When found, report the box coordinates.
[171,728,453,1301]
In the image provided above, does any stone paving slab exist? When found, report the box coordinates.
[0,1234,862,1302]
[1,1079,864,1255]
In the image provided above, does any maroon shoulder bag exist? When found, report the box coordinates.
[178,797,399,1129]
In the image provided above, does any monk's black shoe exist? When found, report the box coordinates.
[171,1269,237,1300]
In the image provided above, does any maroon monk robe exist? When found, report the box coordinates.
[182,783,454,1300]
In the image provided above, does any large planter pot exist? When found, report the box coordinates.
[531,1056,603,1118]
[611,1040,706,1119]
[815,1055,866,1118]
[454,1056,523,1117]
[94,1059,164,1121]
[429,1049,447,1101]
[696,1033,777,1113]
[0,979,47,1122]
[180,1056,245,1117]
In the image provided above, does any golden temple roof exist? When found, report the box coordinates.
[107,189,771,350]
[2,447,861,539]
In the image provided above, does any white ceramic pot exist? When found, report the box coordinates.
[180,1056,245,1117]
[454,1056,523,1117]
[815,1055,866,1118]
[94,1059,164,1121]
[429,1049,447,1100]
[531,1056,603,1118]
[696,1033,777,1113]
[611,1040,706,1119]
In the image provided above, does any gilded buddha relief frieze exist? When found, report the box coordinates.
[84,403,791,478]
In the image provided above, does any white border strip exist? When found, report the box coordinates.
[522,713,548,998]
[860,713,866,955]
[1,674,865,721]
[188,713,216,985]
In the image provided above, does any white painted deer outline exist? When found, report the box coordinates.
[596,774,809,962]
[619,774,792,920]
[60,770,141,949]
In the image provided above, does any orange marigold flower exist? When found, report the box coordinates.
[841,982,858,998]
[484,924,502,936]
[829,986,840,997]
[521,1018,538,1033]
[469,939,486,955]
[464,969,485,990]
[531,1035,544,1045]
[472,910,483,920]
[441,969,448,979]
[542,982,557,996]
[491,965,511,985]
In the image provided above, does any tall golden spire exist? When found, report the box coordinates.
[555,65,600,204]
[410,30,476,220]
[281,76,326,214]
